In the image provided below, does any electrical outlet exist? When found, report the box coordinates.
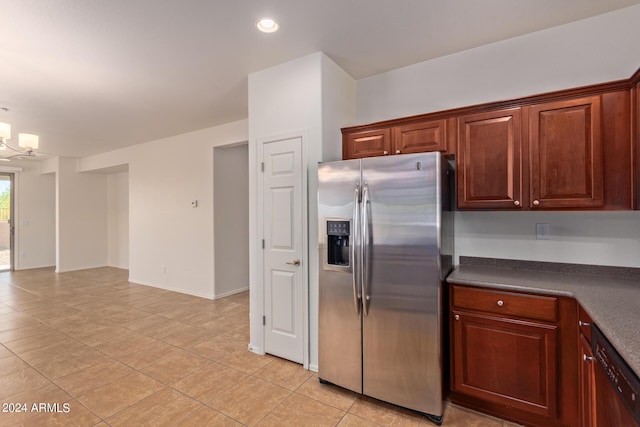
[536,223,550,240]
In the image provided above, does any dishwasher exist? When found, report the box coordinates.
[591,325,640,426]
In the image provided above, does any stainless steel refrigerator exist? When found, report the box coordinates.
[318,152,453,424]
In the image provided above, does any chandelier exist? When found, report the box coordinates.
[0,115,40,161]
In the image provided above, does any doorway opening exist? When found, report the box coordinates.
[213,142,249,298]
[0,173,14,271]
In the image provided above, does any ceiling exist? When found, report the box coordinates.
[1,0,639,159]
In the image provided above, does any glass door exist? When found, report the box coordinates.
[0,174,13,271]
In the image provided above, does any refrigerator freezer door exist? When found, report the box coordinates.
[318,159,363,393]
[361,153,443,416]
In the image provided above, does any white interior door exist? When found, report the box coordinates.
[262,136,304,363]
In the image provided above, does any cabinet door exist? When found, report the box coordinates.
[457,108,524,209]
[635,83,640,210]
[393,119,447,154]
[452,311,558,418]
[579,334,596,427]
[529,96,603,208]
[343,129,391,159]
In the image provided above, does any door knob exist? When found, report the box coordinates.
[286,259,301,266]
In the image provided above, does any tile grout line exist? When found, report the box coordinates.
[3,282,254,425]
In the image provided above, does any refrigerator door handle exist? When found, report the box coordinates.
[362,182,370,317]
[352,183,361,315]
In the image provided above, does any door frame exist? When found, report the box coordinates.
[255,130,309,369]
[0,167,23,271]
[0,172,15,271]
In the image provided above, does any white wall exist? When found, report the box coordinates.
[213,143,249,297]
[55,157,108,272]
[107,172,129,269]
[13,162,55,269]
[80,119,248,298]
[248,52,355,369]
[357,5,640,124]
[355,5,640,268]
[322,56,358,162]
[456,211,640,268]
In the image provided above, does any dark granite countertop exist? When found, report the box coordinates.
[446,257,640,378]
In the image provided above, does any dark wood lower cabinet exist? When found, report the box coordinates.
[452,311,558,417]
[450,285,579,427]
[579,334,596,427]
[578,306,596,427]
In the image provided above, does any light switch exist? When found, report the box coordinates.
[191,200,198,208]
[536,223,550,240]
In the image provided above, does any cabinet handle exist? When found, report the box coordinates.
[395,150,401,154]
[383,150,389,155]
[533,200,540,206]
[497,300,504,307]
[579,320,591,327]
[513,200,520,206]
[583,354,594,362]
[454,314,460,321]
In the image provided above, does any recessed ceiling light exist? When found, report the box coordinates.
[256,17,279,33]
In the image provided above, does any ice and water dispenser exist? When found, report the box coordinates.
[326,220,350,267]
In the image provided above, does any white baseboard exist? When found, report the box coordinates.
[214,286,249,299]
[107,263,129,270]
[13,264,56,271]
[127,277,214,300]
[248,344,264,355]
[55,264,108,273]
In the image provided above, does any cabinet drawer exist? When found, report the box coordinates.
[452,285,558,322]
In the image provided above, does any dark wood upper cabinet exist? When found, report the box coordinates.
[635,81,640,209]
[341,67,639,210]
[528,96,604,209]
[457,108,523,209]
[601,90,632,210]
[343,128,391,159]
[393,119,448,154]
[343,119,449,159]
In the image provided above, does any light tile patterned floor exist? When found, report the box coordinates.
[0,267,521,426]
